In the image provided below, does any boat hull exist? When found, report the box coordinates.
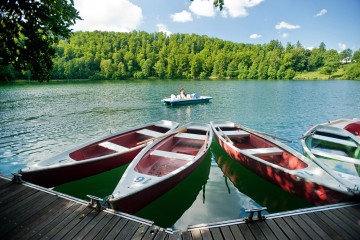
[19,120,179,187]
[211,121,353,205]
[109,152,207,214]
[19,149,141,188]
[162,96,212,106]
[109,122,212,213]
[301,118,360,195]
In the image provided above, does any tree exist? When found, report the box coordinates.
[353,49,360,62]
[339,48,352,60]
[0,0,80,82]
[321,50,340,78]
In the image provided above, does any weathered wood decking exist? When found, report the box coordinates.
[1,175,359,239]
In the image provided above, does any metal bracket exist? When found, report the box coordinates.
[12,173,23,184]
[87,195,105,211]
[245,207,267,223]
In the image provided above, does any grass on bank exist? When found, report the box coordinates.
[294,67,346,80]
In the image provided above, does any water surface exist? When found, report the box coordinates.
[1,79,359,230]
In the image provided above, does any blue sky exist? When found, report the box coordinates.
[73,0,360,52]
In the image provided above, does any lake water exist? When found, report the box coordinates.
[1,79,359,230]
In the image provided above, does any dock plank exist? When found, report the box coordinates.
[1,177,360,240]
[92,215,122,240]
[153,229,168,240]
[228,224,245,240]
[37,203,87,239]
[46,204,93,240]
[264,219,288,240]
[61,208,99,239]
[237,223,255,240]
[274,218,301,240]
[102,217,129,240]
[0,187,40,214]
[336,207,360,234]
[1,192,58,238]
[313,211,353,240]
[10,198,74,240]
[190,229,202,240]
[129,223,150,240]
[209,227,223,239]
[116,219,141,240]
[323,208,359,239]
[298,214,331,240]
[72,210,108,240]
[307,212,344,240]
[219,226,235,240]
[200,228,213,240]
[181,230,193,240]
[247,222,267,240]
[282,215,311,240]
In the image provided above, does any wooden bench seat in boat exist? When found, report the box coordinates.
[136,129,163,138]
[242,147,283,157]
[312,134,357,148]
[311,149,360,165]
[150,150,195,161]
[99,142,129,153]
[222,130,250,137]
[175,133,206,141]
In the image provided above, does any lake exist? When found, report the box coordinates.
[0,79,359,230]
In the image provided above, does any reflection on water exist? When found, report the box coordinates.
[212,142,312,213]
[1,80,359,230]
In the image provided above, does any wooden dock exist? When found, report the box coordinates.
[1,175,359,239]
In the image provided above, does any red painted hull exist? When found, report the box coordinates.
[20,149,141,188]
[212,121,353,205]
[109,122,213,213]
[109,153,206,214]
[19,120,179,187]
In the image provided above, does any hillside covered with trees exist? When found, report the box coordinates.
[3,31,360,81]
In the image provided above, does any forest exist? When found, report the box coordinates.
[3,31,360,81]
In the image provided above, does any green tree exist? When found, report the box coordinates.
[344,63,360,80]
[227,60,238,78]
[353,49,360,62]
[339,49,352,60]
[321,50,340,78]
[0,0,80,82]
[154,59,166,79]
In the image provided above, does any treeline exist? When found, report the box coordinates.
[3,31,360,81]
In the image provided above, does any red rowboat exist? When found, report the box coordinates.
[108,122,213,214]
[211,121,354,205]
[19,120,179,187]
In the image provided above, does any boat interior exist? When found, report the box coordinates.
[307,130,360,176]
[309,130,359,159]
[218,126,307,170]
[135,128,208,177]
[69,125,171,160]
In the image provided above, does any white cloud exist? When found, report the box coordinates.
[338,43,347,51]
[315,9,327,17]
[157,24,171,36]
[171,10,193,22]
[223,0,264,18]
[249,33,262,39]
[73,0,143,32]
[281,33,288,38]
[275,21,301,30]
[189,0,216,17]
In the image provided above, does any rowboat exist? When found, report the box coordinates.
[19,120,179,188]
[211,121,354,205]
[301,118,360,195]
[108,122,213,213]
[162,93,212,106]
